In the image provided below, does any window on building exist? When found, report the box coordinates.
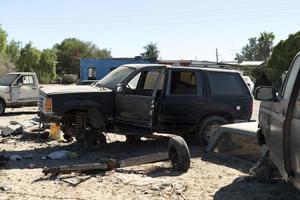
[88,67,97,80]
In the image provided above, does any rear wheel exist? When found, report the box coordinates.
[0,100,5,115]
[196,116,228,145]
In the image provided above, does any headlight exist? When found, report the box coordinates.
[44,98,53,113]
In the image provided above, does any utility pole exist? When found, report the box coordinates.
[216,48,219,62]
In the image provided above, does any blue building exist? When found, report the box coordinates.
[80,57,153,81]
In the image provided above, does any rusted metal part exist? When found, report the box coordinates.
[43,152,169,175]
[43,162,109,175]
[119,152,169,168]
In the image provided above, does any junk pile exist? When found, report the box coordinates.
[0,117,67,142]
[0,118,40,137]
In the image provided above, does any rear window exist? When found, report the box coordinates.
[207,72,245,96]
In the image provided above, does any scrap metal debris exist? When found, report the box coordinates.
[43,152,169,175]
[42,136,190,175]
[0,118,41,137]
[46,150,78,160]
[10,154,22,161]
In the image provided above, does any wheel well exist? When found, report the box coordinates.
[61,108,105,130]
[0,98,6,106]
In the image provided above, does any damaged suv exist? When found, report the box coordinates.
[39,64,252,147]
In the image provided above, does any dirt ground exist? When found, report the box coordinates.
[1,102,300,200]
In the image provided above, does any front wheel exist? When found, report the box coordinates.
[85,129,107,150]
[0,100,5,115]
[196,116,228,145]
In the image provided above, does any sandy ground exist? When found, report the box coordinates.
[1,101,300,200]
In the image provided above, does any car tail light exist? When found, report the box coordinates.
[44,98,53,113]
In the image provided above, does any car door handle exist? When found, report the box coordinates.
[281,108,286,116]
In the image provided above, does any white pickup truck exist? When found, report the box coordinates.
[0,72,39,115]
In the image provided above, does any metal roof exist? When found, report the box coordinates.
[239,61,264,66]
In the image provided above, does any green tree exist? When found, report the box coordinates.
[53,38,111,75]
[17,42,41,72]
[0,26,7,55]
[5,40,21,63]
[236,32,275,62]
[36,49,57,83]
[267,31,300,86]
[140,42,160,61]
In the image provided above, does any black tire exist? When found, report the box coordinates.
[0,100,5,115]
[85,129,107,150]
[196,116,228,146]
[22,125,50,139]
[168,136,190,171]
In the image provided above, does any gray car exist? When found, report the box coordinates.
[255,52,300,190]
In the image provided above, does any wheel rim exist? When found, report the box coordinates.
[203,121,222,143]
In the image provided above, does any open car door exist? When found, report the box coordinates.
[115,67,165,133]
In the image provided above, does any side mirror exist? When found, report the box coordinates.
[116,84,124,93]
[254,86,277,101]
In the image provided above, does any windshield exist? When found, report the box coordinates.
[0,74,19,86]
[96,66,135,89]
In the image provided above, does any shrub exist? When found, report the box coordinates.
[61,74,77,84]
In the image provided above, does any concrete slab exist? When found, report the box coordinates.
[205,122,259,155]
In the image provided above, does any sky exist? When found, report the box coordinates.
[1,0,300,61]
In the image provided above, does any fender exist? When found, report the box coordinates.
[57,100,105,115]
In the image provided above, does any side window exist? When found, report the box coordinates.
[125,70,161,96]
[17,75,34,86]
[170,71,197,95]
[127,72,141,90]
[282,56,300,100]
[23,75,34,85]
[208,72,244,96]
